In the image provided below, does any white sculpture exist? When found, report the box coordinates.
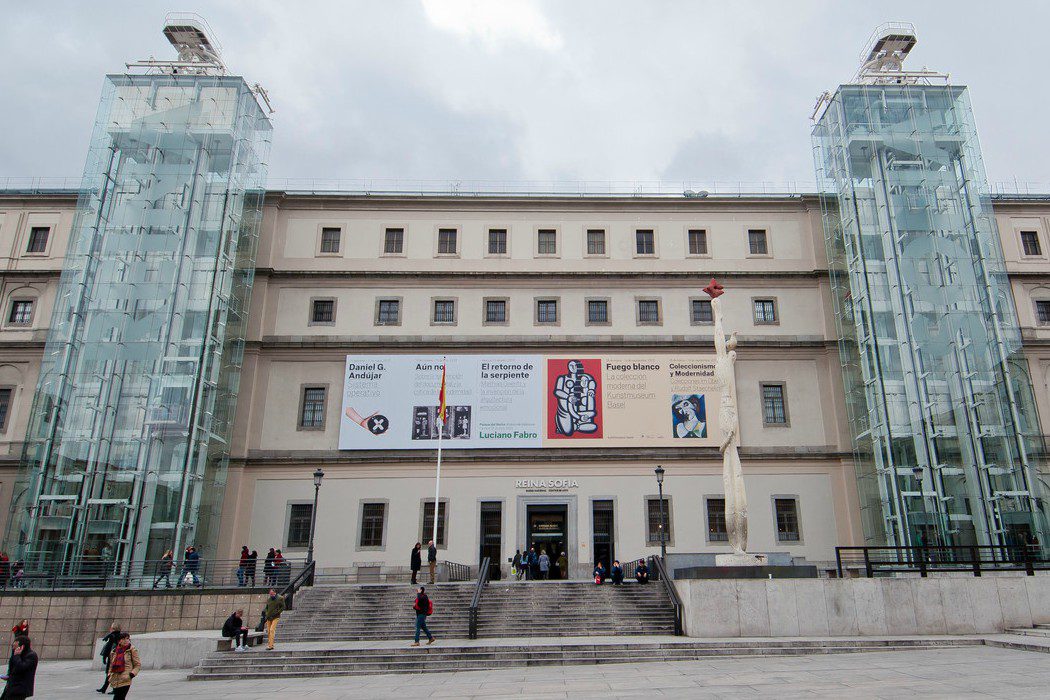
[707,281,766,566]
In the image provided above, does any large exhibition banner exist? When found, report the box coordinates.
[339,355,719,450]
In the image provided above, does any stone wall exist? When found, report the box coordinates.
[0,588,272,660]
[674,575,1050,637]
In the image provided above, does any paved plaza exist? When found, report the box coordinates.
[35,645,1050,698]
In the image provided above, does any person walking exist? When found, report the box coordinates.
[527,547,538,581]
[511,549,522,580]
[236,546,249,587]
[245,549,258,588]
[96,623,120,694]
[263,548,276,587]
[427,540,437,584]
[410,543,422,585]
[151,550,174,589]
[610,560,624,585]
[263,588,286,651]
[538,550,550,580]
[410,586,435,646]
[106,632,141,700]
[1,635,37,700]
[177,546,200,588]
[557,552,568,580]
[222,609,250,652]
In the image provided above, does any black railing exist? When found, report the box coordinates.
[0,556,308,591]
[279,560,316,611]
[651,555,682,635]
[468,556,490,640]
[446,561,472,582]
[836,545,1049,578]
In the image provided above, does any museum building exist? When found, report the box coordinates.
[0,21,1047,578]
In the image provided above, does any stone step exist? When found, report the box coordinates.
[188,640,973,680]
[1006,627,1050,637]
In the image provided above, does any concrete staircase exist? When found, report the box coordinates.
[1004,623,1050,639]
[276,583,475,642]
[188,637,983,680]
[475,580,677,638]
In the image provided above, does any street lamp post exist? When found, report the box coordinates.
[655,465,667,560]
[307,468,325,567]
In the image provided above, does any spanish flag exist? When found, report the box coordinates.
[438,362,447,425]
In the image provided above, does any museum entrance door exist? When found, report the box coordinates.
[526,504,567,579]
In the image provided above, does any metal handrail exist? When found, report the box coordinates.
[0,556,307,591]
[279,560,315,610]
[468,556,491,640]
[446,561,472,582]
[651,555,683,635]
[836,545,1048,578]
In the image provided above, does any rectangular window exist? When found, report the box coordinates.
[762,383,787,425]
[421,501,447,547]
[537,229,557,255]
[438,228,458,255]
[1037,300,1050,326]
[691,299,713,324]
[536,299,558,324]
[360,503,386,548]
[320,227,341,254]
[311,299,335,324]
[774,498,800,542]
[433,299,455,324]
[485,299,507,324]
[26,226,50,254]
[488,228,507,255]
[637,299,660,324]
[384,228,404,254]
[706,497,728,542]
[646,497,672,545]
[0,388,11,432]
[587,299,609,324]
[376,299,400,325]
[299,386,327,429]
[586,229,606,255]
[748,229,768,255]
[8,301,32,326]
[688,229,707,256]
[753,298,778,324]
[1021,231,1042,257]
[287,503,313,548]
[635,229,655,255]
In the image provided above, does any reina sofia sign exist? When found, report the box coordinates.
[514,478,579,490]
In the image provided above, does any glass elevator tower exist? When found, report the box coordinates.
[5,15,272,572]
[813,24,1047,552]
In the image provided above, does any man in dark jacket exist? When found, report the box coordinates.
[410,543,422,585]
[178,546,201,587]
[427,540,437,584]
[96,624,121,693]
[222,609,249,651]
[246,550,258,587]
[410,586,435,646]
[2,635,37,700]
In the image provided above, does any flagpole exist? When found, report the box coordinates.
[432,359,446,546]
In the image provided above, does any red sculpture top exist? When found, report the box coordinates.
[703,278,725,299]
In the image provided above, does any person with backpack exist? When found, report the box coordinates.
[2,634,37,700]
[106,632,141,699]
[96,623,121,694]
[410,543,422,585]
[410,586,435,646]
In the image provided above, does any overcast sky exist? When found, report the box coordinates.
[2,1,1047,189]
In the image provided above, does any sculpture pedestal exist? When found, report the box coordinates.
[715,553,768,567]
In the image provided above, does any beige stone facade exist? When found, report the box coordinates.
[2,191,1048,574]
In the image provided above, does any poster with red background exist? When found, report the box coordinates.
[546,358,603,439]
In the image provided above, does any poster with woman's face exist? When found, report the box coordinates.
[671,394,707,438]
